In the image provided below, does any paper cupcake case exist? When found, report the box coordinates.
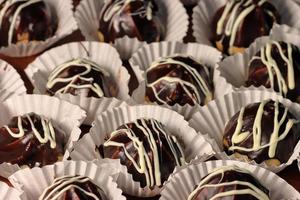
[75,0,189,59]
[0,183,24,200]
[0,61,26,101]
[192,0,300,48]
[69,105,214,197]
[0,0,77,57]
[25,41,130,106]
[215,29,300,96]
[189,89,300,173]
[128,41,226,120]
[57,94,129,125]
[8,160,126,200]
[160,160,300,200]
[0,94,86,164]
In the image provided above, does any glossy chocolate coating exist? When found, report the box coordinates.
[245,41,300,103]
[98,0,165,43]
[99,118,185,188]
[0,113,65,168]
[190,168,269,200]
[40,176,107,200]
[223,100,300,165]
[46,59,116,98]
[0,0,57,47]
[211,0,280,55]
[145,55,214,106]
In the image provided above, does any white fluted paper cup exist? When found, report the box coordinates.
[0,0,77,57]
[189,90,300,173]
[0,94,86,167]
[0,60,26,101]
[8,160,125,200]
[215,29,300,98]
[25,41,130,104]
[57,94,129,125]
[75,0,189,59]
[70,105,214,197]
[128,41,225,119]
[192,0,300,50]
[160,160,300,200]
[0,182,24,200]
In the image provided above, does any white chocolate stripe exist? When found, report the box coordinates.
[4,114,57,148]
[39,175,101,200]
[187,165,270,200]
[103,119,185,187]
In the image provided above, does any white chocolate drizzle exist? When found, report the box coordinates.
[4,114,57,148]
[46,58,110,97]
[229,100,295,158]
[39,175,104,200]
[187,165,270,200]
[103,118,185,187]
[250,41,295,97]
[101,0,153,32]
[0,0,43,45]
[216,0,271,54]
[146,55,212,105]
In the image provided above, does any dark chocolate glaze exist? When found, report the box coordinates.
[39,175,107,200]
[98,0,165,43]
[189,167,269,200]
[211,0,280,55]
[0,0,57,47]
[99,118,185,188]
[245,41,300,103]
[0,113,65,168]
[46,58,117,98]
[145,55,214,106]
[223,100,300,165]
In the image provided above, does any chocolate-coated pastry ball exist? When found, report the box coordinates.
[0,0,57,47]
[245,41,300,103]
[99,118,186,188]
[223,100,300,166]
[98,0,165,43]
[39,175,108,200]
[188,165,270,200]
[0,112,65,168]
[211,0,280,55]
[145,55,213,106]
[46,58,117,98]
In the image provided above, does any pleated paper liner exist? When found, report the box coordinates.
[0,182,24,200]
[69,105,215,197]
[128,41,225,120]
[0,94,86,171]
[0,0,77,57]
[8,160,125,200]
[160,160,300,200]
[75,0,189,59]
[189,89,300,173]
[0,61,26,101]
[57,94,129,125]
[215,28,300,97]
[25,41,130,100]
[192,0,300,49]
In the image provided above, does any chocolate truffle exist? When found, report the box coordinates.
[0,0,57,47]
[245,41,300,103]
[145,55,213,106]
[0,112,65,167]
[46,58,117,98]
[39,175,107,200]
[211,0,280,55]
[223,100,300,166]
[99,118,185,188]
[98,0,165,43]
[187,165,270,200]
